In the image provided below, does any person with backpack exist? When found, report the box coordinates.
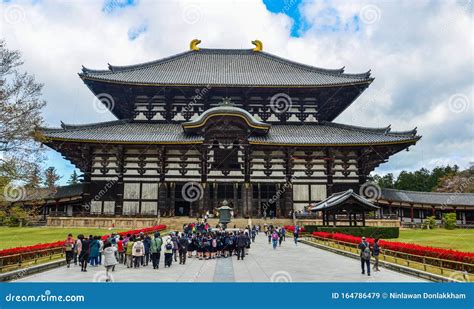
[143,235,151,266]
[358,236,371,276]
[117,236,124,263]
[132,237,145,268]
[235,231,247,260]
[64,234,75,268]
[76,234,90,272]
[251,228,256,243]
[150,232,163,269]
[210,234,218,259]
[164,237,174,267]
[171,232,179,262]
[271,230,279,249]
[178,233,189,264]
[373,238,381,272]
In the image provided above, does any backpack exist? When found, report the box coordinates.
[272,233,278,240]
[165,242,173,250]
[362,245,371,260]
[212,239,217,248]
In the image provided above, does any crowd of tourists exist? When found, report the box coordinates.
[64,223,381,281]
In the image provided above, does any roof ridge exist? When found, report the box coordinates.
[381,188,474,196]
[81,50,194,75]
[321,121,391,134]
[57,119,132,131]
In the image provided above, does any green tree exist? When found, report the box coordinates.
[67,170,80,185]
[372,173,395,188]
[25,163,42,189]
[44,167,61,191]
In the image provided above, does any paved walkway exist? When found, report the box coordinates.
[15,234,425,282]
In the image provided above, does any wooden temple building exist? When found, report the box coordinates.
[36,40,421,220]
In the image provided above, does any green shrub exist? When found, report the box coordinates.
[443,213,457,230]
[422,216,436,229]
[303,226,399,239]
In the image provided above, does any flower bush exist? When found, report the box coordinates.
[283,225,305,233]
[312,231,474,268]
[0,225,167,259]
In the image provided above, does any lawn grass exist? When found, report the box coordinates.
[0,227,127,250]
[398,228,474,252]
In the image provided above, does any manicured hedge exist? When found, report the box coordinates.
[303,226,399,239]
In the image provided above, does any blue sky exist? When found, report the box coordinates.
[1,0,472,184]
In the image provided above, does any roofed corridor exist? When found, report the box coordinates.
[15,234,425,282]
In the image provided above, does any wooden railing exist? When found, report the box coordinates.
[301,233,473,281]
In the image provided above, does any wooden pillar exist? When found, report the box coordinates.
[169,182,175,217]
[233,183,240,217]
[325,149,334,196]
[410,204,414,222]
[199,145,208,216]
[362,211,366,226]
[114,145,125,215]
[257,183,262,218]
[80,145,92,214]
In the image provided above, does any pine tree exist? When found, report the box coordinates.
[67,170,80,185]
[25,164,42,189]
[44,167,61,191]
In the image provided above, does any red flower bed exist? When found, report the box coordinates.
[283,225,305,233]
[312,231,474,265]
[0,225,167,258]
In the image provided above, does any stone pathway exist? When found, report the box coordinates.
[15,234,425,282]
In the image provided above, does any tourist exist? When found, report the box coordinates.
[125,236,134,268]
[196,233,204,260]
[98,236,104,265]
[117,236,124,263]
[271,230,279,249]
[210,233,218,259]
[89,236,100,267]
[251,227,256,243]
[236,231,247,260]
[64,233,75,268]
[171,232,179,262]
[76,234,90,272]
[143,234,151,266]
[150,232,162,269]
[178,233,188,264]
[102,241,117,282]
[293,225,300,246]
[164,237,173,267]
[373,238,381,272]
[358,236,371,276]
[188,233,196,258]
[132,237,145,268]
[278,228,283,246]
[281,226,286,241]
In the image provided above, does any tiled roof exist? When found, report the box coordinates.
[16,184,84,202]
[379,188,474,207]
[39,120,419,145]
[311,189,380,211]
[79,49,373,87]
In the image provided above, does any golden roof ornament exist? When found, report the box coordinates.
[190,39,201,51]
[252,40,263,52]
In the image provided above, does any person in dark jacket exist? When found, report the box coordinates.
[178,233,189,264]
[143,235,151,266]
[236,232,247,260]
[373,238,381,272]
[77,234,90,272]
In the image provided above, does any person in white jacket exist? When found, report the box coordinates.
[132,237,145,268]
[102,241,117,282]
